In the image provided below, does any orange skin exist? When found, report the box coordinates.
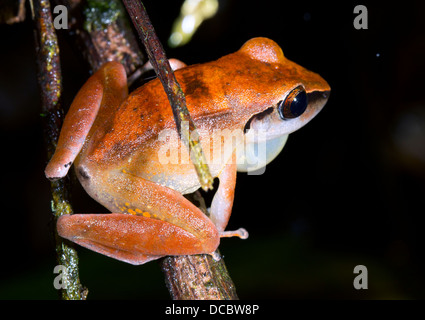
[45,38,330,265]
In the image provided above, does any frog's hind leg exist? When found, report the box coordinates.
[57,214,203,265]
[45,62,128,180]
[58,215,160,265]
[57,169,220,265]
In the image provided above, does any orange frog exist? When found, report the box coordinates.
[45,38,330,265]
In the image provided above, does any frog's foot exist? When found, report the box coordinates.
[209,251,221,261]
[206,228,249,262]
[219,228,249,239]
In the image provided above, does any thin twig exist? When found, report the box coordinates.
[31,0,86,300]
[122,0,214,191]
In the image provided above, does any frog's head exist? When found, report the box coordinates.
[236,38,330,173]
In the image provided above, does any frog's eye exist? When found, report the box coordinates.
[278,86,308,119]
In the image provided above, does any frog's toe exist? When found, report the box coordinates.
[219,228,249,239]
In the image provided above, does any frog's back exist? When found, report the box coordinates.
[85,57,248,166]
[82,46,292,170]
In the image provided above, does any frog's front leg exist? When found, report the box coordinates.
[57,169,221,265]
[210,161,236,231]
[210,155,248,239]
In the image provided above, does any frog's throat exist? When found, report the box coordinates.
[236,134,288,173]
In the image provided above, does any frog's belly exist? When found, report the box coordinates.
[137,162,224,195]
[129,129,243,194]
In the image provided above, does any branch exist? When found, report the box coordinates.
[55,0,144,74]
[31,0,86,300]
[160,192,239,300]
[161,253,238,300]
[0,0,26,24]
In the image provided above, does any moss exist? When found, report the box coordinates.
[83,0,122,32]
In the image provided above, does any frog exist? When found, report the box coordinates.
[45,37,330,265]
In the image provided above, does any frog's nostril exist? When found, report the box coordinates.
[307,90,330,107]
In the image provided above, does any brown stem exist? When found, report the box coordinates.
[160,192,239,300]
[54,0,144,74]
[161,253,238,300]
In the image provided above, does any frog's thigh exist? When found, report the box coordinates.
[210,160,237,232]
[58,170,220,265]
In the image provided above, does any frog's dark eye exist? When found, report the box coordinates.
[277,86,308,119]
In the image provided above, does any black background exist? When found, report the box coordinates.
[0,0,424,299]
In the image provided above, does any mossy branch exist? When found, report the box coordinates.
[31,0,86,300]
